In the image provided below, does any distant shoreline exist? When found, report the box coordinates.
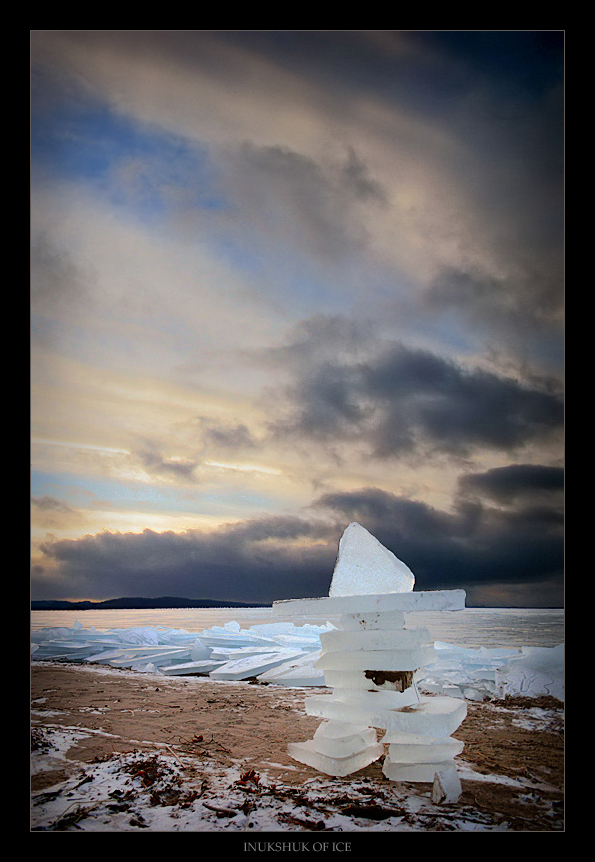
[31,597,562,611]
[30,597,271,611]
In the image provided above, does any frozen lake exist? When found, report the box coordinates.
[30,605,564,649]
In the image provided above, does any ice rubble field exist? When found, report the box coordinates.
[30,617,565,703]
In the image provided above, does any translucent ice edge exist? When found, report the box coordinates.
[31,620,564,701]
[329,522,415,597]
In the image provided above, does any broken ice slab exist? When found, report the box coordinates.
[326,687,421,716]
[312,730,379,759]
[84,646,189,666]
[32,637,121,661]
[273,590,466,617]
[42,639,96,651]
[199,634,277,650]
[36,641,101,660]
[432,767,462,803]
[338,611,406,631]
[381,726,460,744]
[329,522,415,597]
[209,650,305,680]
[320,626,432,653]
[249,622,335,651]
[160,659,226,676]
[442,684,465,699]
[190,638,212,661]
[462,687,489,702]
[306,694,466,738]
[383,696,467,738]
[331,686,420,710]
[208,646,278,660]
[84,649,131,663]
[107,647,191,668]
[246,622,307,637]
[257,650,325,687]
[386,737,464,764]
[304,686,420,723]
[313,720,378,748]
[305,691,418,727]
[495,644,565,701]
[314,720,375,739]
[383,757,460,784]
[268,634,323,651]
[316,644,437,672]
[419,681,444,695]
[287,739,385,777]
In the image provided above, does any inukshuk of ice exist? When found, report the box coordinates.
[273,522,467,796]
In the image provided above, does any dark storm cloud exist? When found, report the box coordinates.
[405,32,564,364]
[227,141,387,263]
[426,262,564,366]
[33,516,338,604]
[33,464,563,605]
[30,32,564,610]
[459,464,564,504]
[365,345,563,456]
[269,328,563,459]
[314,479,563,595]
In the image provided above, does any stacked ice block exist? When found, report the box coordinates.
[273,522,467,790]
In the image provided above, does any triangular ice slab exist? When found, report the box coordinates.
[287,739,384,777]
[329,522,415,597]
[209,650,304,680]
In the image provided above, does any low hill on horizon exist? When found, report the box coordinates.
[31,596,271,611]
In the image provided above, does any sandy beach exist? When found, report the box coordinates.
[30,661,564,833]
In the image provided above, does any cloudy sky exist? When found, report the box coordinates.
[31,31,564,607]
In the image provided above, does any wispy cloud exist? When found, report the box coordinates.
[33,468,563,606]
[265,319,563,460]
[30,31,564,606]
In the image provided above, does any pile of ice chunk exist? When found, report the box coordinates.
[31,618,329,683]
[274,523,470,786]
[30,526,564,705]
[30,620,564,701]
[422,641,565,702]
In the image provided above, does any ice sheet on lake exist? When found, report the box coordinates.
[31,620,564,700]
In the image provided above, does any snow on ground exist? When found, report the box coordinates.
[31,722,519,833]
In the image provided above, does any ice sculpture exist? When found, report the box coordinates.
[273,522,467,795]
[330,521,415,596]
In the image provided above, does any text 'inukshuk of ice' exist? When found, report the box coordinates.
[273,522,467,796]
